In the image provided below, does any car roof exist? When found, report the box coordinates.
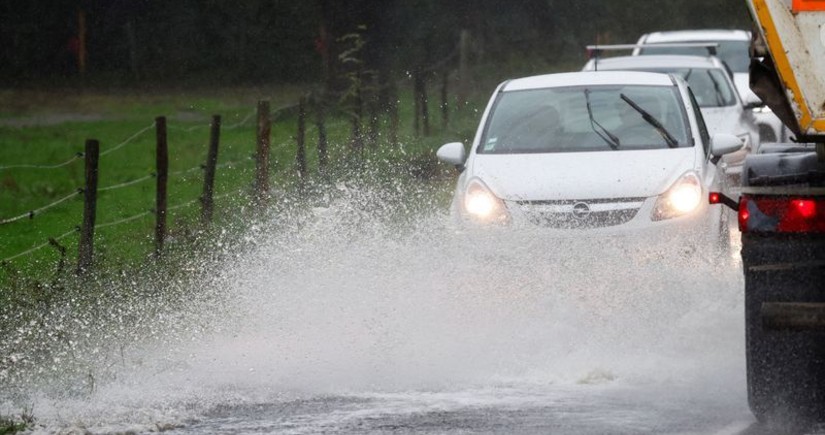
[587,54,727,71]
[641,29,750,43]
[503,71,675,92]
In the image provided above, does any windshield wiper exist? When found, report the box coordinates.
[584,89,621,150]
[619,94,679,148]
[706,71,726,106]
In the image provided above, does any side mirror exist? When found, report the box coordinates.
[710,133,744,158]
[742,91,764,110]
[436,142,467,169]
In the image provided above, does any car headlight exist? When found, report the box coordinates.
[652,172,703,221]
[462,178,510,224]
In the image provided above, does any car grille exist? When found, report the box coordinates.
[513,197,646,229]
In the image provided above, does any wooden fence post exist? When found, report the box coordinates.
[413,73,421,137]
[389,82,399,147]
[296,97,307,179]
[441,71,449,130]
[76,139,99,274]
[255,100,271,206]
[368,74,380,148]
[202,115,221,224]
[413,72,430,137]
[417,73,430,136]
[316,99,328,173]
[458,29,470,106]
[155,116,168,257]
[350,79,364,152]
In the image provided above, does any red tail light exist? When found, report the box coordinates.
[739,195,825,233]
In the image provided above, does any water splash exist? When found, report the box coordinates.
[0,175,746,433]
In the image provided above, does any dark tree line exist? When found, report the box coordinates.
[0,0,751,87]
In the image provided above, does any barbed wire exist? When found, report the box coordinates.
[96,210,153,230]
[98,174,155,192]
[0,152,84,171]
[216,157,255,169]
[167,124,206,133]
[0,189,82,225]
[165,104,299,133]
[0,100,323,174]
[169,165,202,177]
[2,179,256,264]
[167,109,258,133]
[99,123,155,157]
[224,110,257,130]
[0,228,77,263]
[0,122,154,172]
[168,197,201,212]
[95,156,255,194]
[1,157,257,227]
[0,98,350,263]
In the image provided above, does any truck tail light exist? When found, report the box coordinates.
[739,195,825,233]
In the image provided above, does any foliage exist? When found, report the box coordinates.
[0,0,752,87]
[0,411,32,435]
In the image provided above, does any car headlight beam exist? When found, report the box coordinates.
[652,172,703,221]
[463,179,510,223]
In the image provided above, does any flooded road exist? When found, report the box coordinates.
[1,184,774,434]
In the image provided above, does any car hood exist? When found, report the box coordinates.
[733,72,760,103]
[471,148,697,201]
[701,106,743,135]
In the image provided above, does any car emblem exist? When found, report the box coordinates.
[572,202,591,220]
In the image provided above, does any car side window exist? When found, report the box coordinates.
[688,89,711,157]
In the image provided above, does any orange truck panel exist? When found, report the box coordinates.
[793,0,825,11]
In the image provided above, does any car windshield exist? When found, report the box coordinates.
[618,67,737,107]
[479,85,690,154]
[638,40,751,73]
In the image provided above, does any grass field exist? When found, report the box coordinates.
[0,83,482,281]
[1,86,301,273]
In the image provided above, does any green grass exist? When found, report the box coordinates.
[1,420,25,435]
[0,87,303,273]
[0,82,487,282]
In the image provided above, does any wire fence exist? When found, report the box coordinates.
[99,123,155,157]
[95,210,153,230]
[0,189,82,225]
[0,186,247,264]
[0,114,260,216]
[1,54,460,269]
[0,99,318,267]
[0,122,155,173]
[1,228,79,263]
[0,156,257,229]
[0,153,84,171]
[0,110,259,174]
[167,109,258,133]
[98,174,155,192]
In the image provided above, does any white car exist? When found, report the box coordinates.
[582,54,758,182]
[633,30,789,143]
[436,71,743,243]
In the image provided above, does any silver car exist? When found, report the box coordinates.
[633,29,789,143]
[582,54,758,183]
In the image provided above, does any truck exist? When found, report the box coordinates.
[711,0,825,422]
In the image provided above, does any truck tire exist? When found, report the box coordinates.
[743,235,825,423]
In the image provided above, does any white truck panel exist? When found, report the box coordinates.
[752,0,825,134]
